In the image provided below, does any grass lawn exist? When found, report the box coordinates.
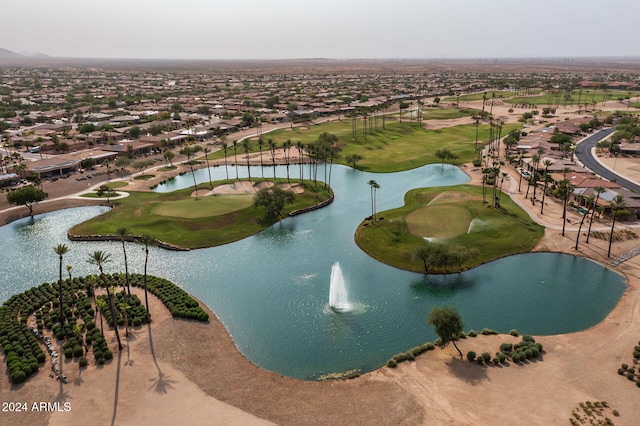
[106,181,128,188]
[355,185,543,273]
[421,108,480,120]
[506,89,634,106]
[157,166,178,172]
[207,120,520,173]
[70,179,333,249]
[134,174,155,180]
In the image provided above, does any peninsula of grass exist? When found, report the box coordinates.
[69,179,333,249]
[355,185,543,273]
[207,120,520,173]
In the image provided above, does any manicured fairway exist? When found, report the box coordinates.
[355,185,543,273]
[152,194,253,218]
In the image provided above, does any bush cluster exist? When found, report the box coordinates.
[128,274,209,322]
[387,342,436,368]
[96,292,148,328]
[467,334,543,367]
[618,343,640,388]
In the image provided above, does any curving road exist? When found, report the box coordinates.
[574,127,640,193]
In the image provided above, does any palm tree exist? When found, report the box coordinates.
[119,301,131,338]
[242,139,251,181]
[586,186,606,244]
[575,195,595,250]
[283,139,292,183]
[54,244,70,327]
[203,147,213,188]
[221,141,229,180]
[268,139,277,180]
[139,234,155,322]
[87,251,122,350]
[474,117,480,151]
[179,145,203,200]
[540,159,553,214]
[296,141,304,181]
[373,181,380,220]
[66,265,73,287]
[73,323,89,356]
[367,180,377,220]
[95,298,106,334]
[559,179,574,236]
[232,140,239,180]
[258,136,265,178]
[116,227,131,295]
[608,195,627,257]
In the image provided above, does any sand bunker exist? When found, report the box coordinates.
[195,181,305,196]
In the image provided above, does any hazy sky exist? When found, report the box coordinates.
[4,0,640,59]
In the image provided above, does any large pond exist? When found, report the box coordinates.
[0,164,627,379]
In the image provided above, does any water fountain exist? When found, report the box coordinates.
[329,262,352,312]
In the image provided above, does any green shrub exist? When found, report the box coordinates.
[497,353,507,363]
[387,359,398,368]
[481,328,497,335]
[522,335,535,342]
[499,343,513,353]
[509,329,518,337]
[621,363,628,370]
[481,352,491,362]
[476,356,484,364]
[63,347,73,359]
[467,330,477,337]
[467,351,476,361]
[626,372,635,380]
[79,356,88,367]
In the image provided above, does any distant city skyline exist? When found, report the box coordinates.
[4,0,640,60]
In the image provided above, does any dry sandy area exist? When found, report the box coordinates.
[3,107,640,425]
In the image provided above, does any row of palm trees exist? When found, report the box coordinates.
[215,134,341,187]
[53,229,155,351]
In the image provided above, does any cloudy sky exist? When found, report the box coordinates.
[4,0,639,59]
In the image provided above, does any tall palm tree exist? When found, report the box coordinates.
[575,194,595,250]
[367,180,377,220]
[586,186,606,244]
[242,139,251,181]
[221,141,229,180]
[296,141,304,181]
[608,195,627,257]
[258,136,265,178]
[54,244,69,327]
[119,301,130,337]
[373,181,380,220]
[268,139,277,180]
[283,139,293,183]
[203,147,213,188]
[540,159,553,214]
[115,227,131,295]
[179,145,203,200]
[232,140,239,180]
[559,179,574,237]
[95,297,106,334]
[87,251,122,350]
[139,234,155,322]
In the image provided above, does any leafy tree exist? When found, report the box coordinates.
[434,148,458,168]
[115,156,131,170]
[253,186,295,220]
[163,150,175,167]
[413,243,449,273]
[78,123,96,134]
[81,157,98,170]
[7,185,47,217]
[346,153,364,169]
[132,159,154,176]
[427,306,464,358]
[53,244,69,327]
[128,126,141,139]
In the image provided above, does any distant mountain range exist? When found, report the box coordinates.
[0,48,50,59]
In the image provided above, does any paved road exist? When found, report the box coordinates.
[574,127,640,193]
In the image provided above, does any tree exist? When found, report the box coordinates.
[558,179,574,236]
[221,141,229,180]
[116,227,131,295]
[95,297,106,334]
[253,186,295,220]
[128,126,141,139]
[232,140,239,179]
[87,251,122,350]
[179,145,203,199]
[115,156,131,170]
[54,244,69,327]
[242,139,252,181]
[138,234,155,322]
[586,186,606,243]
[412,243,449,273]
[539,159,553,215]
[7,185,47,217]
[132,159,154,176]
[427,306,464,358]
[608,195,627,257]
[203,147,213,187]
[119,301,131,337]
[163,150,175,167]
[367,179,377,220]
[434,148,458,169]
[346,153,364,169]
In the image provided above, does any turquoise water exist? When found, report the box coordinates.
[0,164,627,379]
